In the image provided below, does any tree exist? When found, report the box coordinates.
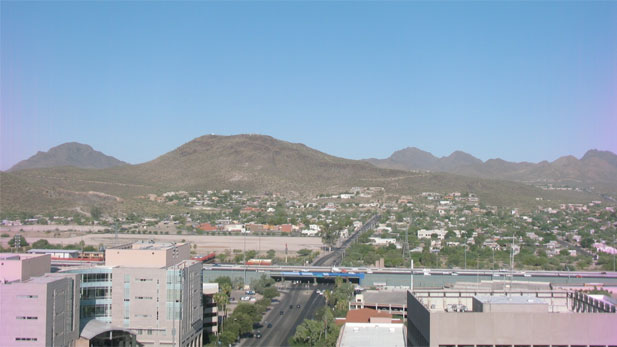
[8,235,28,248]
[297,249,312,257]
[214,276,233,290]
[263,286,279,300]
[580,237,594,249]
[90,206,102,220]
[32,239,52,249]
[290,307,340,347]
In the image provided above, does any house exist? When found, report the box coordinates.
[369,237,399,247]
[198,223,218,232]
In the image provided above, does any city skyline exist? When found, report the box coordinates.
[2,1,616,170]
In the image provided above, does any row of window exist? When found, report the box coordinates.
[16,316,38,320]
[135,329,166,336]
[81,304,111,318]
[82,273,111,283]
[16,295,38,299]
[81,287,111,300]
[15,338,38,341]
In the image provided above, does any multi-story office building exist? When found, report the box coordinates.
[202,283,219,336]
[0,253,80,347]
[407,280,617,347]
[65,241,203,347]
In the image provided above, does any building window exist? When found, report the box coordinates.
[83,273,111,283]
[81,304,111,318]
[81,287,111,299]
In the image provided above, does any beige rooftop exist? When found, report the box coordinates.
[105,241,190,268]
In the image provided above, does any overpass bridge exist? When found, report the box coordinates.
[203,264,617,288]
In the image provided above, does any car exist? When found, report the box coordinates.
[245,290,256,295]
[267,323,272,328]
[279,310,284,315]
[289,305,293,309]
[255,331,262,339]
[296,304,301,308]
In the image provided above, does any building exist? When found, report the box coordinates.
[407,280,617,347]
[0,253,81,347]
[350,289,408,317]
[27,249,81,259]
[1,252,50,282]
[336,322,406,347]
[335,308,402,325]
[64,241,203,347]
[417,229,448,240]
[202,283,219,336]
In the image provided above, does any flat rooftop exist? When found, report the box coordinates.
[126,241,184,250]
[338,323,405,347]
[0,253,47,260]
[28,249,80,253]
[412,280,571,313]
[474,295,547,305]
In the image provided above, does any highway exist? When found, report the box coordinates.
[241,282,329,347]
[312,214,380,267]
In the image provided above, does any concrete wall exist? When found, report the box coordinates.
[105,243,190,268]
[110,260,203,347]
[0,253,50,282]
[407,291,430,347]
[0,273,80,347]
[429,311,617,346]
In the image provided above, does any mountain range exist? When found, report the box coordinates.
[8,142,127,171]
[365,147,617,192]
[1,135,612,213]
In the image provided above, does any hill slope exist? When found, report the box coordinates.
[366,147,617,192]
[9,142,127,171]
[0,135,600,213]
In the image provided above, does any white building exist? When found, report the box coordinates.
[417,229,454,240]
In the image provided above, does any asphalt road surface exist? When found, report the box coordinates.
[241,282,330,347]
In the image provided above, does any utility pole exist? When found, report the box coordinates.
[492,247,495,270]
[243,232,247,286]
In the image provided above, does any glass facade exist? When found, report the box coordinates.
[64,268,113,327]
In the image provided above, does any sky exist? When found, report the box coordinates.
[1,1,616,170]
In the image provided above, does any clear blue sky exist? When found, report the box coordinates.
[2,1,616,170]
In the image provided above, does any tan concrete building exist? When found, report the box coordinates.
[0,253,51,282]
[407,280,617,347]
[0,254,80,347]
[105,241,203,347]
[202,283,219,335]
